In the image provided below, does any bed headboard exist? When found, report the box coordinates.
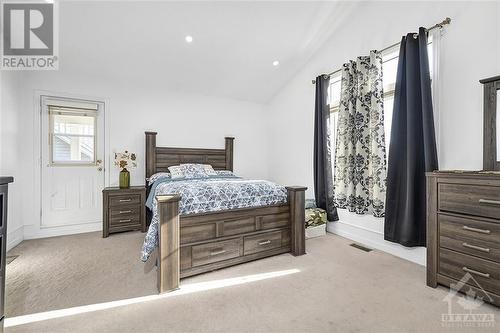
[145,132,234,179]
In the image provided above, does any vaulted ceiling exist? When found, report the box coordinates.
[59,1,357,103]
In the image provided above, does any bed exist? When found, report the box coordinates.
[143,132,307,293]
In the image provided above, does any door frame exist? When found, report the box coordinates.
[29,90,110,239]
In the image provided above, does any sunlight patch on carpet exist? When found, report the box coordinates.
[5,268,300,328]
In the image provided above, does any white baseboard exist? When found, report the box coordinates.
[23,222,102,240]
[327,221,426,266]
[7,226,24,251]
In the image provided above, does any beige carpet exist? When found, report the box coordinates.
[5,232,499,333]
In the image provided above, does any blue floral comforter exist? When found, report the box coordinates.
[140,176,287,261]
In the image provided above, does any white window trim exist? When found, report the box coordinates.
[48,105,98,166]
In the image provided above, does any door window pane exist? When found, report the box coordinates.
[50,112,96,164]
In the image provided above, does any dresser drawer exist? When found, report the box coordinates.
[109,194,141,207]
[438,183,500,219]
[191,238,241,267]
[439,214,500,262]
[243,231,282,255]
[439,248,500,295]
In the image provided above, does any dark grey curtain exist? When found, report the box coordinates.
[314,75,338,221]
[384,28,438,246]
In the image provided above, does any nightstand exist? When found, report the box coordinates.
[102,186,146,238]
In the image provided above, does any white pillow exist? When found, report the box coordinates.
[202,164,217,176]
[168,165,185,179]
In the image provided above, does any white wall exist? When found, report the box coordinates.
[266,1,500,265]
[0,73,25,250]
[1,70,269,246]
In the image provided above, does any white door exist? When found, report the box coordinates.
[40,96,105,229]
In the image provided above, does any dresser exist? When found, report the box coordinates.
[426,171,500,305]
[102,186,146,237]
[0,177,13,333]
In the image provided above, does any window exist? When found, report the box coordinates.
[49,106,97,164]
[328,38,434,159]
[382,37,433,151]
[328,73,342,176]
[381,47,398,151]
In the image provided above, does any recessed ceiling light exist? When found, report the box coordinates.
[272,60,280,66]
[185,35,193,43]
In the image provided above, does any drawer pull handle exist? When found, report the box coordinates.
[210,250,226,256]
[462,266,490,278]
[462,242,490,253]
[119,210,132,214]
[463,226,491,234]
[479,199,500,206]
[119,219,132,223]
[258,240,271,246]
[119,199,132,202]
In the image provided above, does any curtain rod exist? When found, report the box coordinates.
[311,17,451,84]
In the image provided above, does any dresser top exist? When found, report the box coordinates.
[0,177,13,185]
[426,170,500,181]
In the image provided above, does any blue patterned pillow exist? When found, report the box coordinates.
[147,172,171,186]
[180,164,211,179]
[216,170,235,177]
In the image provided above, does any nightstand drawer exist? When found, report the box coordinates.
[110,206,142,218]
[109,194,141,207]
[110,215,141,228]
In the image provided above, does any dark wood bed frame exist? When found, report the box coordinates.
[145,132,306,293]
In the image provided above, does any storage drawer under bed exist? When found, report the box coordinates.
[191,238,242,267]
[243,231,282,255]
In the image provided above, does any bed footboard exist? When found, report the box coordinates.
[156,187,307,294]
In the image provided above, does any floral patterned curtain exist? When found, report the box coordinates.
[333,51,387,217]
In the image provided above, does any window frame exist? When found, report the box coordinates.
[48,106,98,166]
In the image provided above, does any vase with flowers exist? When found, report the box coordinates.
[114,151,137,188]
